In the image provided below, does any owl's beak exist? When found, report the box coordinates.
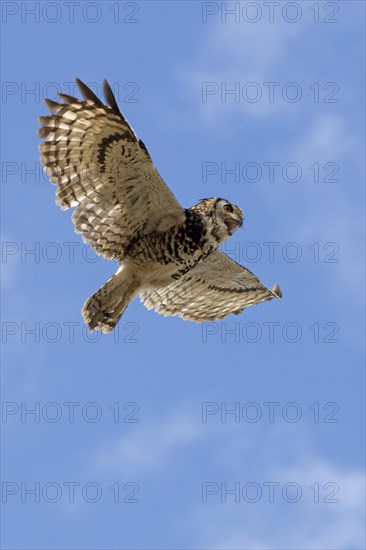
[225,215,243,235]
[236,207,244,229]
[235,212,244,230]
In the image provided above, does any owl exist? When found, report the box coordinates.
[38,79,282,332]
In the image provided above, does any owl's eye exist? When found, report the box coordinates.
[223,203,233,213]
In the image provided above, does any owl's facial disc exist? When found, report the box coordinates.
[219,200,243,235]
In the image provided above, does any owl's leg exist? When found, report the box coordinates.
[82,266,140,333]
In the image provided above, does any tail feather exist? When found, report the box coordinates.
[82,268,138,333]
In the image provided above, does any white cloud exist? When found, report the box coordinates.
[177,15,306,124]
[287,114,358,161]
[208,460,365,550]
[94,405,203,477]
[263,112,365,298]
[93,402,365,549]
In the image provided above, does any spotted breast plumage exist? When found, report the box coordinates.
[38,78,282,333]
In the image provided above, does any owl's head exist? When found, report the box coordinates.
[192,197,243,238]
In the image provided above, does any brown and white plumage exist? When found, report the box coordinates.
[141,251,282,322]
[38,78,282,332]
[39,78,185,261]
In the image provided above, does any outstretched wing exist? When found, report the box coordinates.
[38,78,185,260]
[140,251,282,322]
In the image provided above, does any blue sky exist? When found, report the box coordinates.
[1,1,365,549]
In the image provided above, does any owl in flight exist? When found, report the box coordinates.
[38,79,282,333]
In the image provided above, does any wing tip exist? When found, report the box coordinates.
[75,77,103,106]
[102,78,121,115]
[43,98,60,112]
[271,283,282,299]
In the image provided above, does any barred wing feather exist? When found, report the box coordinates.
[38,78,185,261]
[140,251,282,322]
